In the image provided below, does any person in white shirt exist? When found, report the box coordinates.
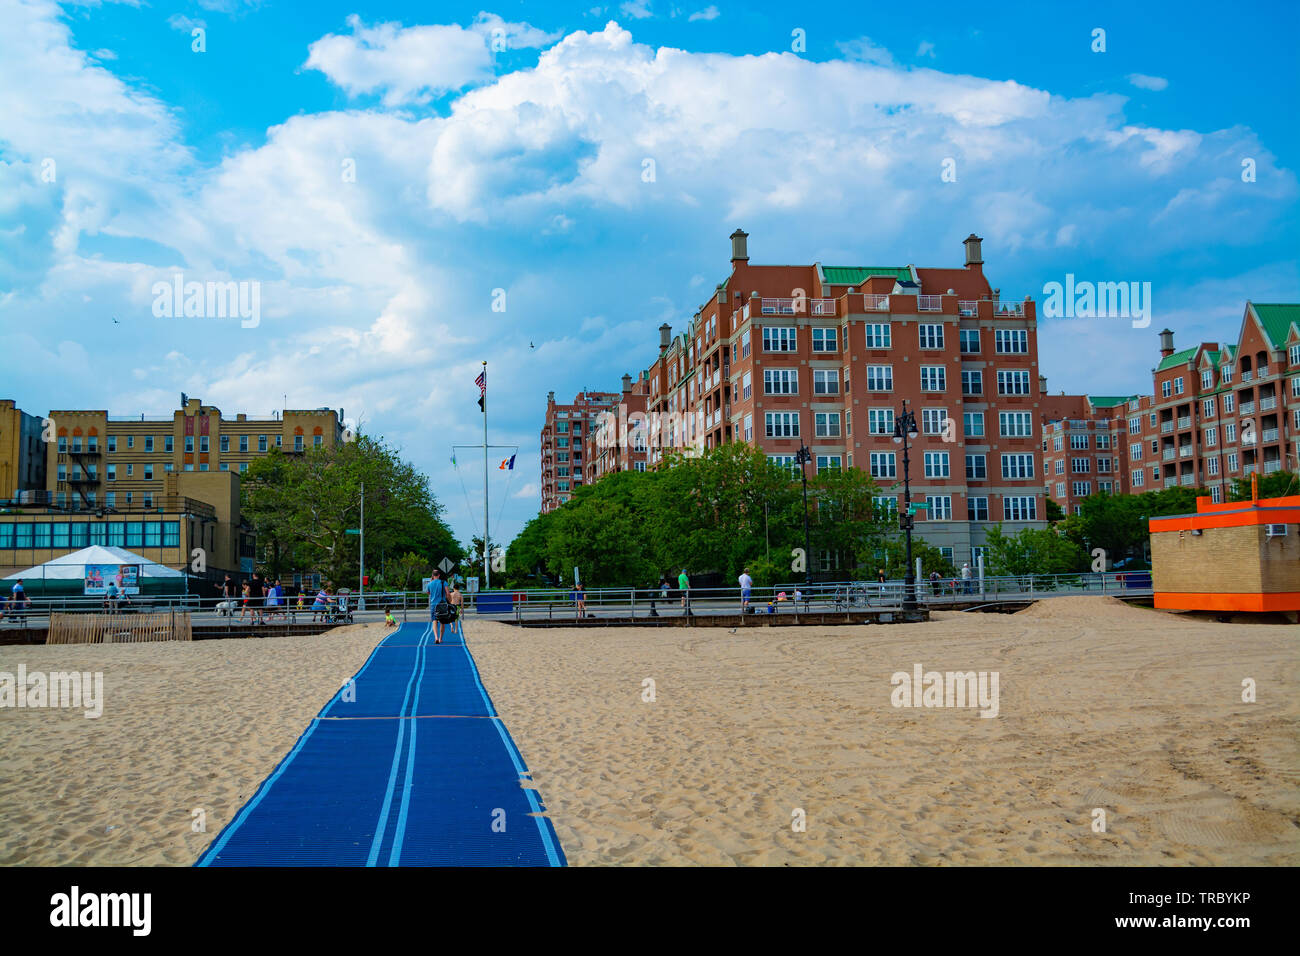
[738,568,754,611]
[961,562,973,594]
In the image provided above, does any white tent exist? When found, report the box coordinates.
[3,546,184,581]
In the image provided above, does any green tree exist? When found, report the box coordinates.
[983,524,1089,576]
[1228,471,1298,501]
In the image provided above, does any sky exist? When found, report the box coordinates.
[1,0,1297,548]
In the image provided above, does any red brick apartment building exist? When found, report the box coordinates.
[1041,303,1300,511]
[543,230,1055,567]
[539,390,620,513]
[1039,389,1135,515]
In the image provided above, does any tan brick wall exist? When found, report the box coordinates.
[1152,524,1300,593]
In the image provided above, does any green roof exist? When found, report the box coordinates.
[821,266,913,285]
[1088,395,1136,408]
[1251,303,1300,350]
[1156,347,1197,371]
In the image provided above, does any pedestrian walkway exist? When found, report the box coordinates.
[196,620,565,866]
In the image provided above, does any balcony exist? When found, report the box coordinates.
[1263,428,1279,442]
[1242,370,1253,383]
[1164,478,1178,489]
[811,298,836,316]
[864,294,889,311]
[1239,401,1254,415]
[1177,416,1191,430]
[1244,464,1258,476]
[760,297,799,316]
[1180,473,1195,485]
[1179,446,1193,458]
[958,300,978,316]
[1162,448,1176,461]
[1260,396,1277,411]
[1264,460,1283,474]
[1258,365,1270,378]
[1160,422,1174,434]
[994,301,1026,316]
[918,295,943,311]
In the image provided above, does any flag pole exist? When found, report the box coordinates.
[482,361,490,590]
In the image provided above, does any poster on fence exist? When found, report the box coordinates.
[84,564,140,595]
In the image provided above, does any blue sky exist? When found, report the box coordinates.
[1,0,1297,548]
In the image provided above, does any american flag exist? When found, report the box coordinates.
[475,369,486,411]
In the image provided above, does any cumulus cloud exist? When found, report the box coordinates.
[167,14,207,32]
[620,1,653,19]
[688,6,719,21]
[1128,73,1169,91]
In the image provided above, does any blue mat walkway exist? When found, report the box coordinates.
[196,620,565,866]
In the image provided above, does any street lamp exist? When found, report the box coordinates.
[891,402,920,611]
[794,443,813,598]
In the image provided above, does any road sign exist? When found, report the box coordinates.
[345,528,360,535]
[907,503,930,516]
[467,577,480,593]
[438,557,455,574]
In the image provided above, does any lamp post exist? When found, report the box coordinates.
[892,402,919,611]
[794,444,813,597]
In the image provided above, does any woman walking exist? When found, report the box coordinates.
[424,569,451,644]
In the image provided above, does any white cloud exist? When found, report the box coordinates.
[836,36,895,66]
[688,6,719,21]
[916,40,936,58]
[620,1,653,19]
[1128,73,1169,91]
[167,14,207,32]
[471,13,562,49]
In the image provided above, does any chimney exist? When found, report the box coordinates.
[1038,374,1047,395]
[621,373,632,394]
[659,323,671,351]
[963,233,984,268]
[1158,328,1175,358]
[730,228,749,263]
[547,390,555,404]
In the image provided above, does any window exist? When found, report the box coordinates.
[869,452,896,479]
[1293,377,1300,398]
[923,451,950,478]
[994,329,1028,353]
[742,372,752,400]
[199,436,209,453]
[866,366,893,391]
[967,497,989,521]
[812,328,837,352]
[106,464,116,481]
[1149,412,1157,427]
[557,437,569,449]
[965,454,987,479]
[764,412,799,438]
[1071,457,1090,473]
[873,496,897,517]
[1223,394,1234,413]
[1151,466,1159,480]
[1201,370,1213,389]
[741,414,753,441]
[1003,496,1037,521]
[1201,398,1214,418]
[1001,454,1035,479]
[126,464,133,477]
[963,412,984,437]
[812,369,839,395]
[1204,427,1217,446]
[294,435,304,451]
[126,436,134,449]
[1174,377,1184,395]
[816,455,842,473]
[107,436,117,453]
[1222,365,1233,383]
[1225,422,1236,443]
[1151,439,1159,454]
[1227,453,1239,471]
[1161,380,1172,398]
[1099,480,1113,494]
[864,324,891,349]
[921,408,947,435]
[762,327,798,352]
[920,366,946,391]
[258,435,268,452]
[845,410,852,436]
[1000,412,1033,437]
[959,329,980,353]
[764,369,798,394]
[1096,433,1110,449]
[1207,457,1219,476]
[143,464,153,481]
[1097,457,1112,473]
[1055,482,1066,497]
[997,370,1031,395]
[1128,416,1141,433]
[1069,433,1089,449]
[634,461,647,472]
[918,324,944,349]
[165,436,174,453]
[961,370,982,395]
[1210,484,1223,503]
[184,436,194,453]
[1132,469,1145,488]
[814,412,841,437]
[143,436,154,453]
[925,495,953,520]
[1054,459,1064,474]
[1072,481,1091,497]
[868,409,894,435]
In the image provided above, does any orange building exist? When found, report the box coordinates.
[1148,490,1300,614]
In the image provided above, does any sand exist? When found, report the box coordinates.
[1,599,1296,865]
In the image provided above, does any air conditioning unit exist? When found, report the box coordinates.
[1265,524,1288,538]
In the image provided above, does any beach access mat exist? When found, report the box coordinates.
[196,620,565,867]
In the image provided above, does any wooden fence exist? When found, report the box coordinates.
[47,612,193,645]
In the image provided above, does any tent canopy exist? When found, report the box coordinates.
[3,545,184,580]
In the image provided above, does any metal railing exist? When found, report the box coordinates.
[918,295,943,311]
[863,294,889,311]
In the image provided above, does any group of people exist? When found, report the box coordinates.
[927,563,976,596]
[422,569,463,643]
[219,574,305,623]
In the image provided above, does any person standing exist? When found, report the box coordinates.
[239,580,252,623]
[678,568,690,614]
[929,569,941,596]
[738,567,753,612]
[573,582,586,619]
[961,562,973,594]
[312,584,330,622]
[424,569,450,644]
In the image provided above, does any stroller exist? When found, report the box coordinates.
[327,588,355,624]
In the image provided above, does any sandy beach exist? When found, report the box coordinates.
[1,598,1296,865]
